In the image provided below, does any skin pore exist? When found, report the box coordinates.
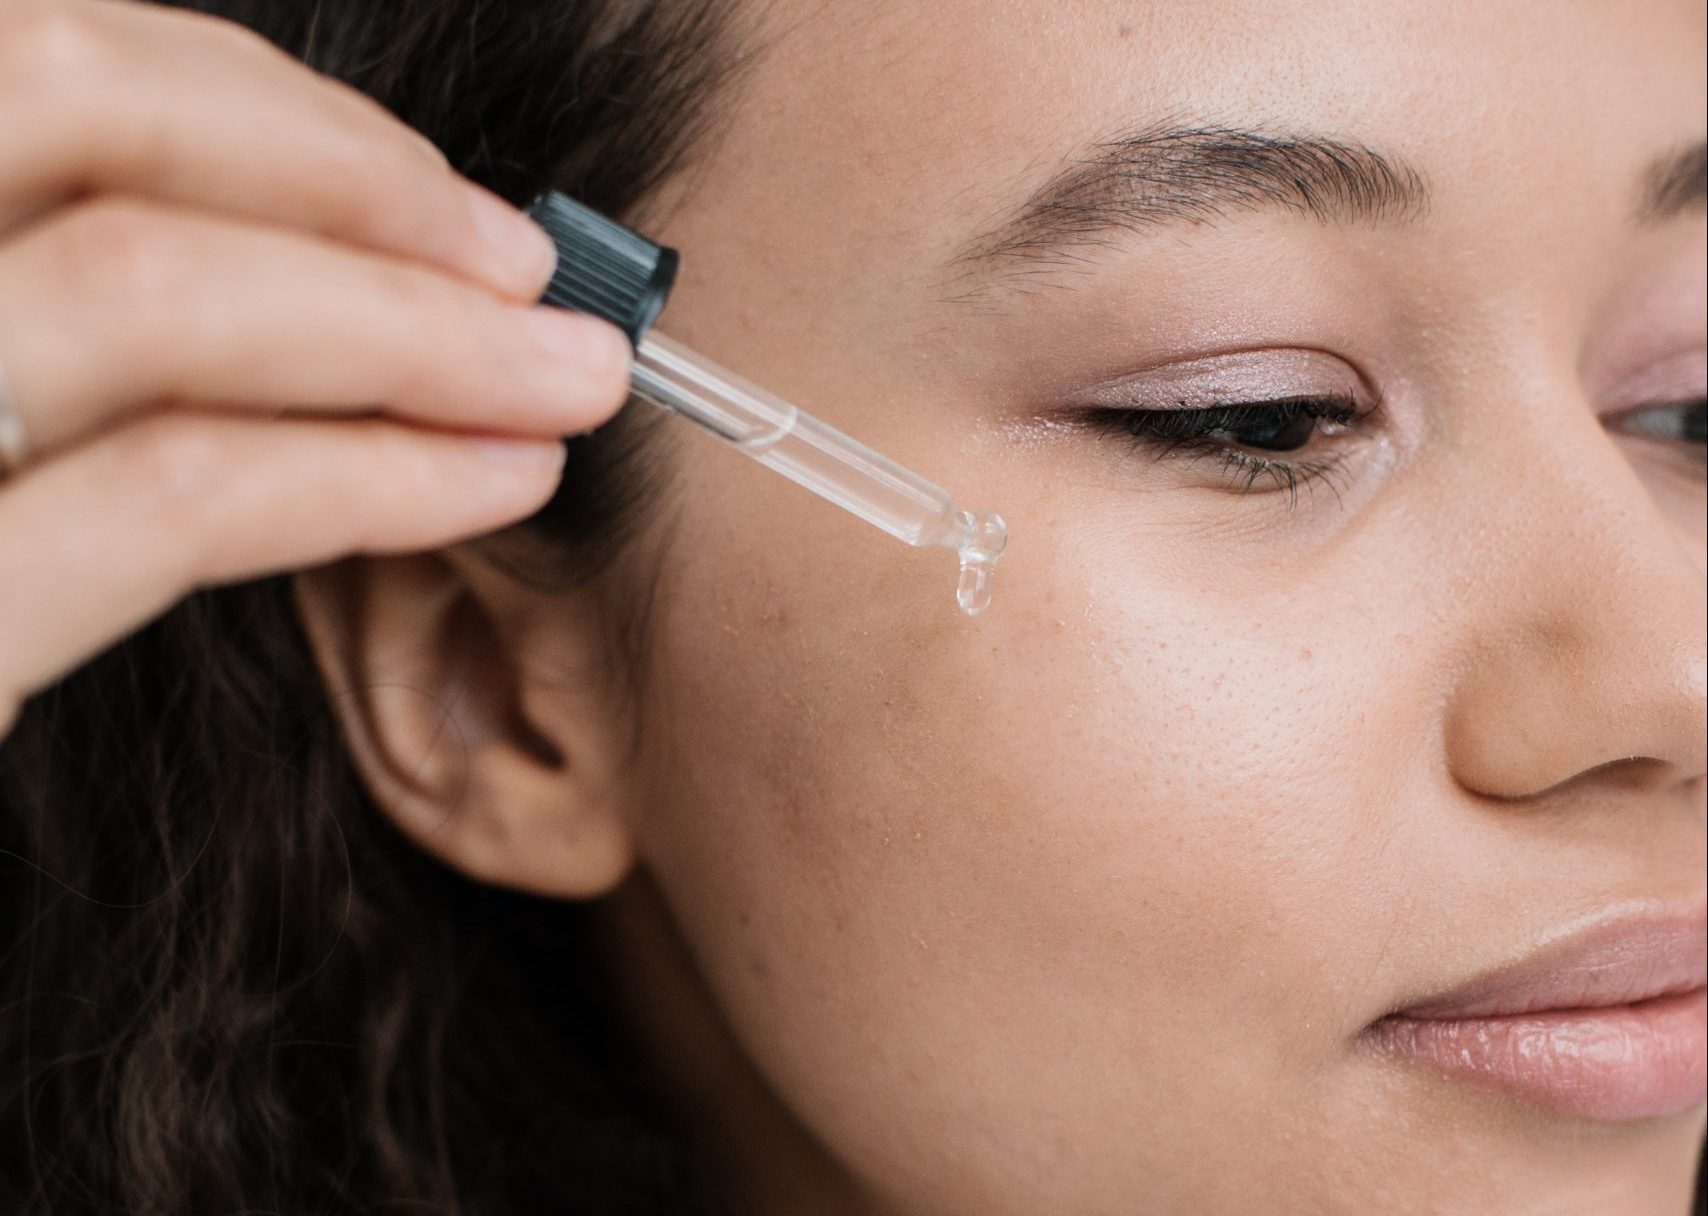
[297,1,1707,1213]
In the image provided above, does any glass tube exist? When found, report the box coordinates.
[629,331,1007,615]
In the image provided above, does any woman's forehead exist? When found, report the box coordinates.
[653,0,1702,343]
[670,1,1701,258]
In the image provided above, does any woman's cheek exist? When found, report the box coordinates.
[628,492,1408,1183]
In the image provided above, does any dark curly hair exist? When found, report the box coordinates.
[0,1,751,1211]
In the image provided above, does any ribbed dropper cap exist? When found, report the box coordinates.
[526,192,679,349]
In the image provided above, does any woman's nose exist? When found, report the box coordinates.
[1440,395,1707,802]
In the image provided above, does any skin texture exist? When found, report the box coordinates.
[302,0,1707,1212]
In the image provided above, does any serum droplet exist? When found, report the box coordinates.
[951,509,1006,617]
[956,554,996,616]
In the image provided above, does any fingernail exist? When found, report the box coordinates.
[470,435,568,470]
[519,308,631,375]
[462,182,557,294]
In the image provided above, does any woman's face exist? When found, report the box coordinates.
[595,0,1706,1210]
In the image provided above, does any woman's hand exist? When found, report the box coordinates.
[0,1,630,738]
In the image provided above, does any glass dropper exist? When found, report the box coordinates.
[526,192,1007,616]
[629,331,1006,614]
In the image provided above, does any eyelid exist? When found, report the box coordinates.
[1064,347,1372,412]
[1598,348,1706,417]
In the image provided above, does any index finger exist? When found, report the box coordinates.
[0,0,555,300]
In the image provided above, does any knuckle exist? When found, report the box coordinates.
[374,265,472,384]
[48,199,178,314]
[121,416,231,534]
[305,111,460,254]
[319,129,391,208]
[180,8,275,59]
[347,423,433,543]
[372,422,434,490]
[0,6,109,92]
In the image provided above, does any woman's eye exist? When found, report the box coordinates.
[1103,395,1361,453]
[1074,393,1371,505]
[1610,397,1707,447]
[1192,403,1326,452]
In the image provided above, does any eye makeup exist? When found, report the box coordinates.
[1603,347,1705,439]
[1085,394,1366,505]
[1046,347,1382,508]
[1063,348,1373,412]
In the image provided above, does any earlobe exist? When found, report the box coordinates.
[292,551,636,900]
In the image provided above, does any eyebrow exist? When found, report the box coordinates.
[945,126,1708,300]
[1639,140,1707,221]
[945,124,1428,293]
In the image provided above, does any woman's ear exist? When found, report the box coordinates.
[292,548,635,899]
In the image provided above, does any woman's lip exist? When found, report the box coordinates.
[1361,906,1708,1122]
[1364,987,1706,1122]
[1390,909,1706,1019]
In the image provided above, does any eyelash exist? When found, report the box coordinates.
[1084,392,1703,505]
[1612,397,1707,449]
[1087,393,1368,508]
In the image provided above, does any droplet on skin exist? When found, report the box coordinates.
[956,555,996,616]
[952,510,1007,618]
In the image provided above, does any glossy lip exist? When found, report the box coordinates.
[1363,905,1708,1122]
